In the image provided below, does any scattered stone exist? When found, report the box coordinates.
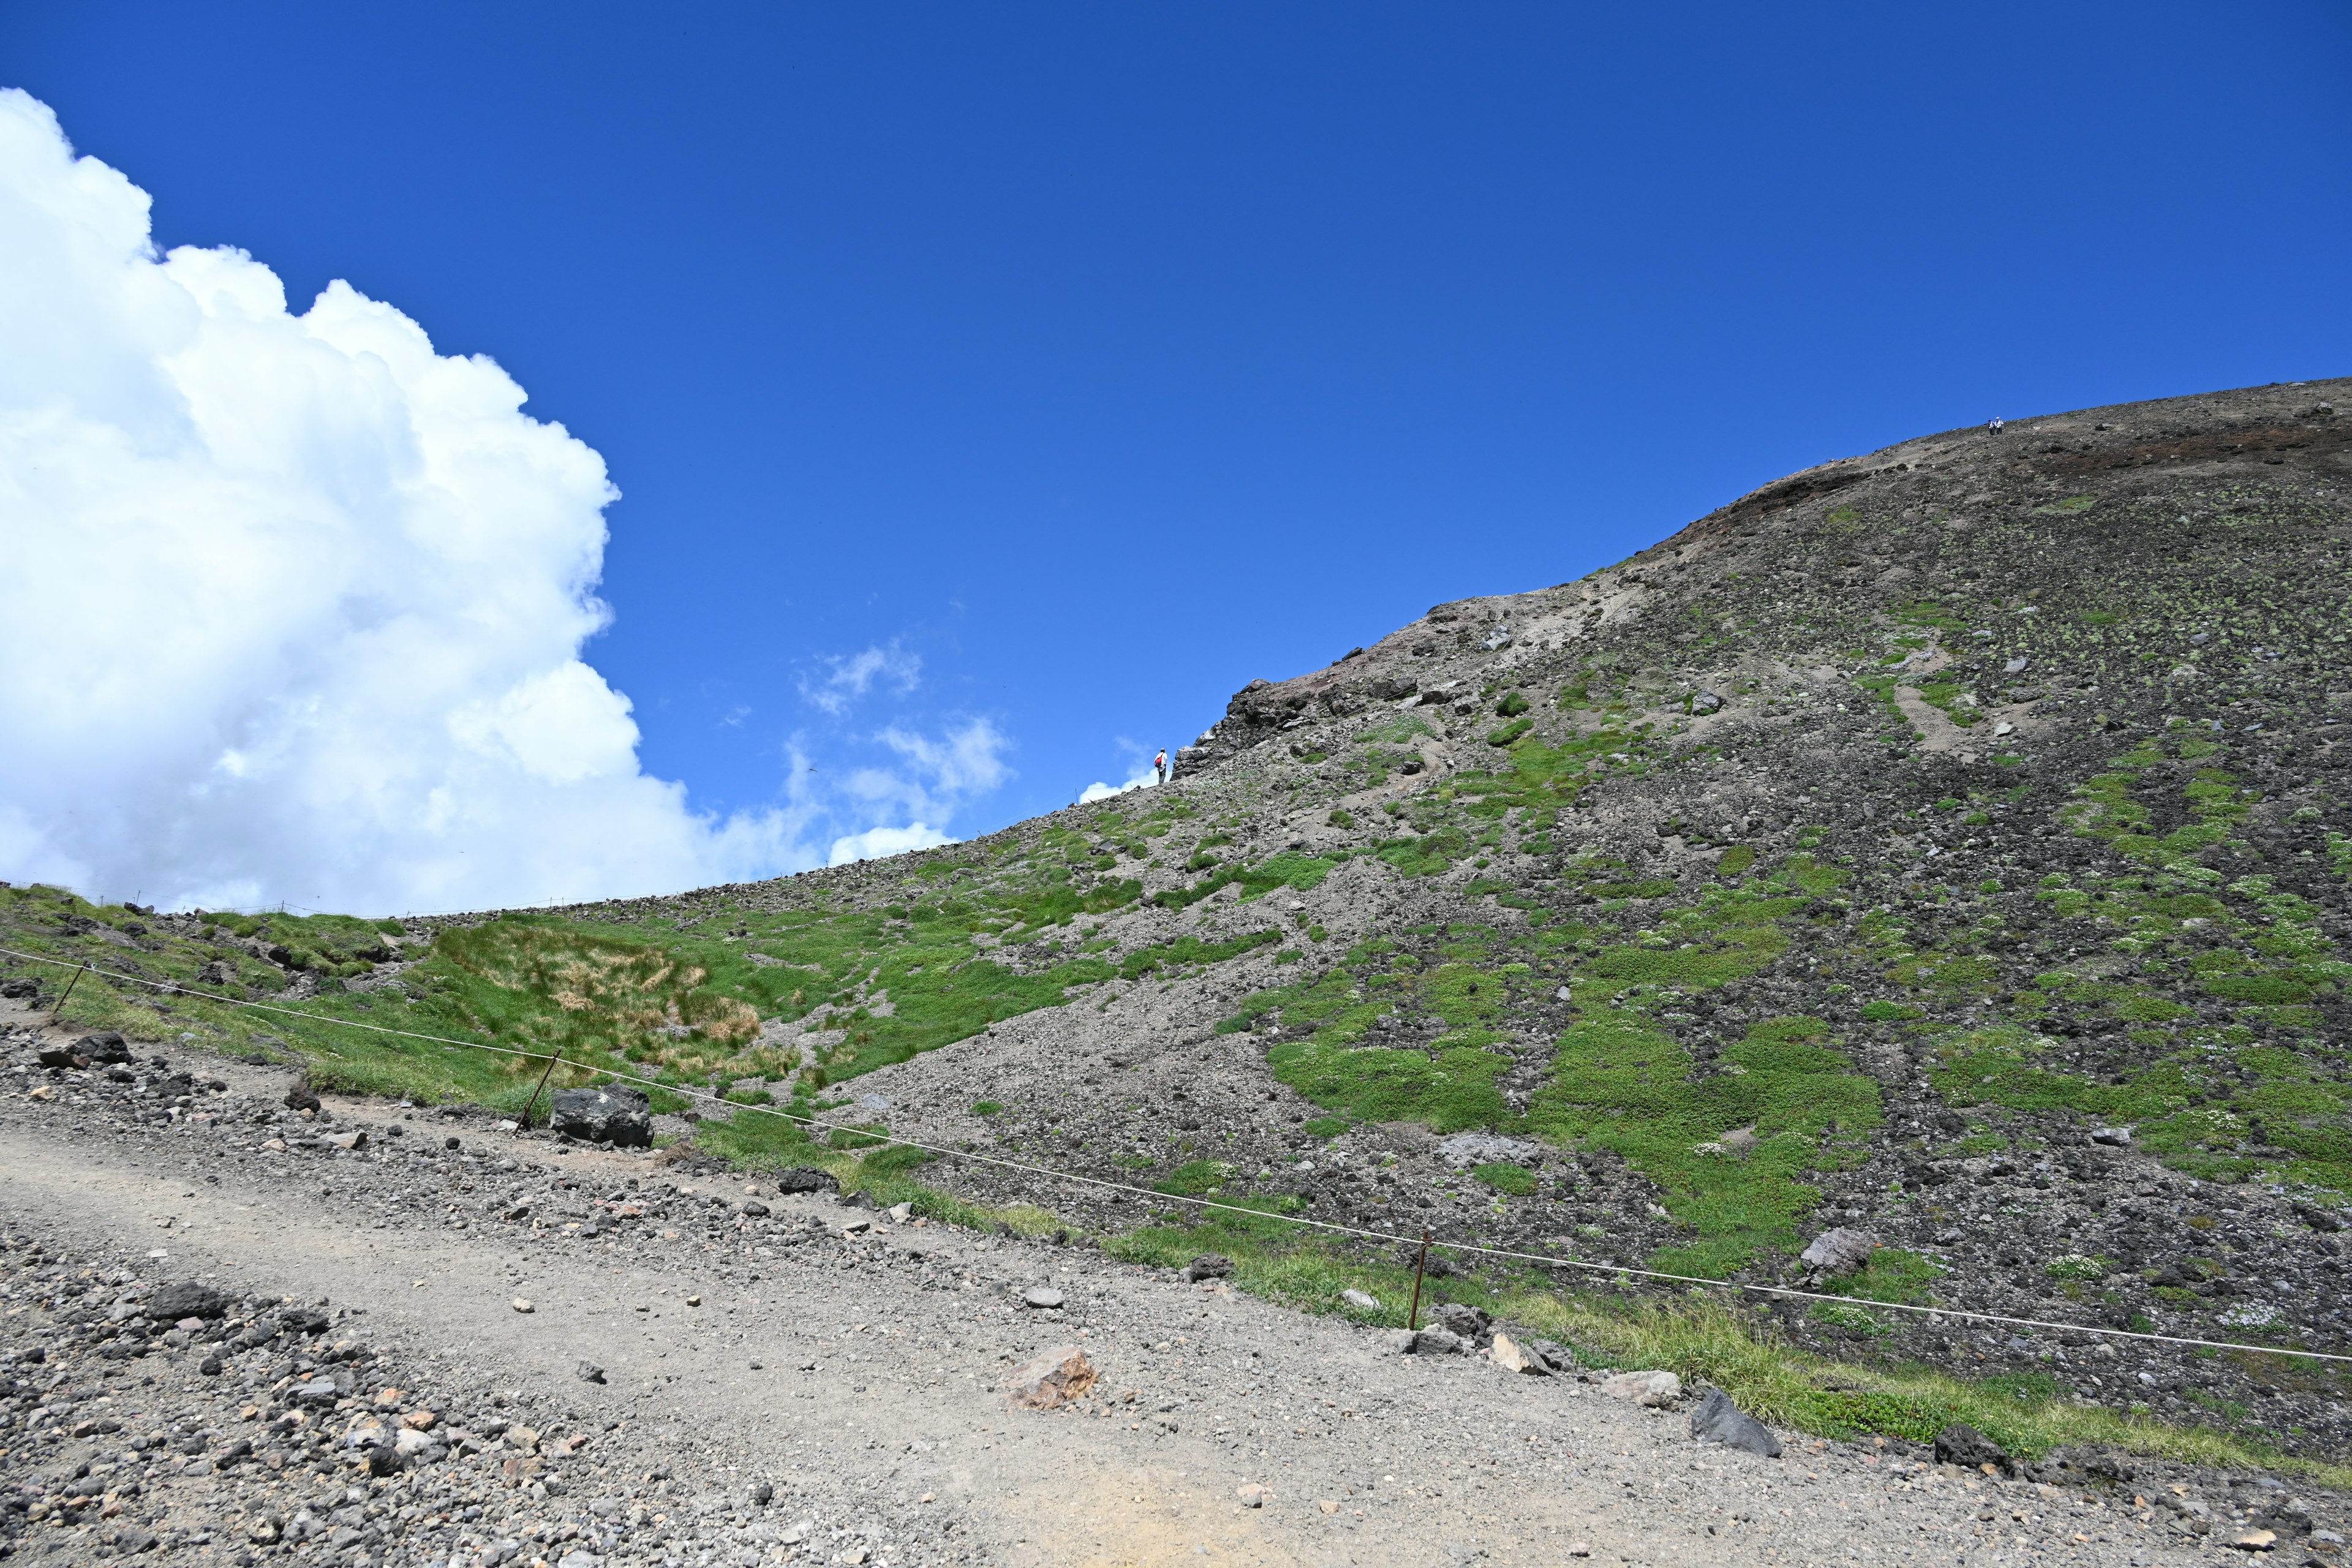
[1402,1327,1465,1355]
[1006,1346,1098,1409]
[511,1298,535,1314]
[1688,1387,1782,1457]
[2228,1529,2277,1552]
[1236,1483,1268,1509]
[1430,1302,1490,1340]
[1798,1226,1875,1276]
[285,1083,322,1113]
[1022,1286,1065,1309]
[1341,1289,1381,1311]
[1934,1423,2015,1476]
[548,1086,652,1147]
[887,1202,913,1223]
[1530,1338,1578,1373]
[1488,1330,1548,1375]
[2090,1126,2135,1147]
[576,1361,606,1384]
[1433,1131,1546,1169]
[1600,1370,1681,1407]
[1183,1253,1234,1282]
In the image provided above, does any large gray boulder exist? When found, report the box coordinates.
[549,1085,652,1147]
[1800,1226,1876,1276]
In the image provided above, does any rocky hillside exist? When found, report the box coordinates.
[7,376,2351,1461]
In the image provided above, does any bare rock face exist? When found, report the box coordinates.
[1006,1346,1098,1410]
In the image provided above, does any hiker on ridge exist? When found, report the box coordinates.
[1154,748,1168,785]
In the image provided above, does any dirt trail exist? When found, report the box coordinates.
[0,1048,2223,1568]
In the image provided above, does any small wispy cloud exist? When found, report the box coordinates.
[719,704,752,728]
[878,718,1012,797]
[821,717,1013,855]
[801,641,922,716]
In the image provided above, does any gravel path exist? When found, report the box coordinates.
[0,1010,2324,1567]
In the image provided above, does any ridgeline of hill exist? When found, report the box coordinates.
[9,377,2352,1466]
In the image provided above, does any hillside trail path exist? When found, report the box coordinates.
[0,1054,2204,1568]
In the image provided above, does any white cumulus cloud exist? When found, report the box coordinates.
[1079,737,1169,803]
[0,89,816,914]
[1079,769,1162,804]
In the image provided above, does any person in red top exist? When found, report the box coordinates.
[1154,748,1168,785]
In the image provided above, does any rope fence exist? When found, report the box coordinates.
[2,941,2345,1365]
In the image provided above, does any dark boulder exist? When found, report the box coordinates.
[148,1282,230,1321]
[548,1085,652,1147]
[1182,1254,1234,1283]
[1689,1387,1783,1458]
[75,1032,132,1065]
[284,1083,322,1113]
[775,1167,840,1196]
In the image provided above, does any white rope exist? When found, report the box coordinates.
[6,941,2346,1365]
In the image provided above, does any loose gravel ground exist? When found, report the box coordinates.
[5,1002,2341,1567]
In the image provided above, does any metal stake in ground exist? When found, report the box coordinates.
[518,1048,564,1135]
[1407,1230,1432,1332]
[51,963,89,1017]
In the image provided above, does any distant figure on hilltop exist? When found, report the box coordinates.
[1988,415,2004,435]
[1154,748,1168,785]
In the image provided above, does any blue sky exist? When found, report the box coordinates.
[7,2,2350,894]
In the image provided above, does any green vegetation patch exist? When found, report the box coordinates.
[1531,1014,1884,1277]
